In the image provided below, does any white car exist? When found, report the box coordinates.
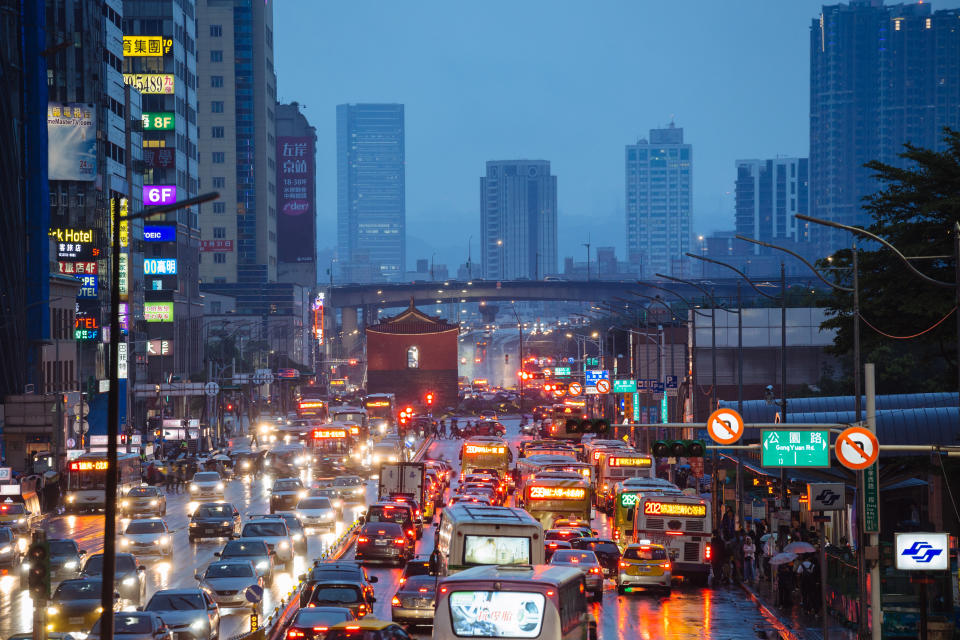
[196,560,263,611]
[190,472,225,499]
[120,518,173,558]
[332,476,366,503]
[239,520,293,564]
[295,497,338,531]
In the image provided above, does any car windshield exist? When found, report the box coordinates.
[366,506,409,524]
[146,593,204,611]
[583,541,619,556]
[126,487,155,497]
[55,580,102,598]
[49,541,77,555]
[551,550,599,565]
[194,504,233,518]
[0,504,25,515]
[85,555,136,574]
[206,563,254,578]
[362,524,401,537]
[299,497,331,509]
[399,575,436,593]
[623,546,668,561]
[291,608,353,627]
[401,561,431,579]
[193,472,220,482]
[333,477,362,486]
[310,586,361,604]
[242,522,286,537]
[222,542,266,557]
[91,614,153,635]
[126,521,164,534]
[274,480,302,491]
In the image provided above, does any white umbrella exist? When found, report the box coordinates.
[769,552,798,566]
[212,454,231,461]
[760,532,778,542]
[783,541,816,554]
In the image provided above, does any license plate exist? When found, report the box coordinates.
[374,540,387,546]
[204,529,215,534]
[69,617,84,625]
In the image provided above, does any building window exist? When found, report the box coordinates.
[212,126,224,138]
[212,177,226,188]
[211,301,221,314]
[211,101,224,113]
[213,202,226,214]
[209,25,222,37]
[407,346,419,369]
[212,152,225,163]
[213,253,226,264]
[211,75,223,88]
[213,227,226,238]
[210,50,223,62]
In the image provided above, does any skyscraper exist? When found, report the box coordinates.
[735,158,810,253]
[480,160,557,281]
[276,102,318,290]
[197,0,277,285]
[336,103,406,283]
[811,1,960,252]
[625,124,692,279]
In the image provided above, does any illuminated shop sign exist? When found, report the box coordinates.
[142,112,175,130]
[527,486,587,500]
[143,185,177,205]
[122,36,173,56]
[59,261,97,275]
[123,74,174,94]
[78,275,98,298]
[143,258,177,275]
[144,302,173,322]
[143,226,176,242]
[643,501,707,518]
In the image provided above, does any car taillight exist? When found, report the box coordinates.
[391,596,401,607]
[589,567,601,574]
[357,536,369,543]
[613,528,620,540]
[661,562,671,570]
[619,561,629,568]
[419,587,429,593]
[394,538,406,545]
[399,577,406,585]
[407,529,415,538]
[705,544,711,561]
[312,627,328,633]
[287,630,305,639]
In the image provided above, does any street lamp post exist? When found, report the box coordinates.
[102,191,218,640]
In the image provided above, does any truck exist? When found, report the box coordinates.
[378,461,433,519]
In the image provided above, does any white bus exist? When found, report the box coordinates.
[433,564,598,640]
[435,504,544,576]
[632,493,711,585]
[595,451,654,514]
[65,452,142,512]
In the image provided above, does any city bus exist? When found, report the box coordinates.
[521,472,592,529]
[296,398,328,421]
[595,451,654,513]
[460,438,512,480]
[515,455,592,497]
[309,425,353,468]
[546,404,590,441]
[632,493,711,585]
[582,439,630,466]
[435,504,543,576]
[363,393,396,435]
[64,452,142,512]
[611,478,683,546]
[329,406,368,438]
[433,564,597,640]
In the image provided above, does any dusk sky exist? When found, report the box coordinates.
[275,0,960,273]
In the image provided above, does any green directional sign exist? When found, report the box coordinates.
[760,429,830,468]
[553,366,571,377]
[585,357,599,367]
[613,379,636,393]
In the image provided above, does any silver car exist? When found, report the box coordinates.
[390,574,437,627]
[295,497,338,531]
[121,486,167,517]
[87,612,173,640]
[143,589,220,640]
[549,549,604,600]
[189,472,225,499]
[332,476,366,503]
[239,520,293,564]
[120,519,173,558]
[195,560,263,611]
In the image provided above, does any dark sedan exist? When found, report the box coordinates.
[300,562,377,607]
[570,537,622,577]
[355,523,410,566]
[82,553,147,605]
[48,539,86,580]
[305,580,375,618]
[189,503,242,541]
[282,607,356,640]
[47,579,122,633]
[390,574,437,627]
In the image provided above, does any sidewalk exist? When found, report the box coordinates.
[740,578,858,640]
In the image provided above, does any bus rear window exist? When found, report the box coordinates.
[463,535,530,566]
[449,591,545,638]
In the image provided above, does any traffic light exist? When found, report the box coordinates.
[26,539,50,598]
[565,418,610,434]
[652,439,706,458]
[504,354,509,364]
[425,392,434,406]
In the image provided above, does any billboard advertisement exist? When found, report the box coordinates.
[123,74,174,94]
[122,36,172,57]
[199,239,233,252]
[145,302,174,322]
[47,103,97,181]
[143,258,177,275]
[143,185,177,205]
[276,136,315,263]
[143,148,175,169]
[143,225,176,242]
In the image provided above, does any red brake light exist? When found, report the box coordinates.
[418,587,429,593]
[589,567,601,574]
[312,627,328,633]
[661,562,671,570]
[391,596,401,606]
[440,586,448,593]
[399,577,406,584]
[357,536,369,543]
[394,538,406,545]
[619,561,629,568]
[705,544,712,560]
[287,631,304,639]
[407,529,415,538]
[346,626,360,631]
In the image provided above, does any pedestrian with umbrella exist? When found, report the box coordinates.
[770,552,797,608]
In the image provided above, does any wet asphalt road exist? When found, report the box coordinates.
[0,419,783,640]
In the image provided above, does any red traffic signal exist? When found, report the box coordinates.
[425,392,435,406]
[226,403,234,411]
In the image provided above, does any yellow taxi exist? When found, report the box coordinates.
[0,501,31,534]
[322,619,413,640]
[617,540,672,595]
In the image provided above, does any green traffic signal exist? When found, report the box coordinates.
[651,439,706,458]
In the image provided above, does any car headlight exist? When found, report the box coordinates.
[47,606,58,616]
[122,577,136,586]
[150,500,158,506]
[64,560,77,569]
[190,621,205,631]
[121,501,129,508]
[323,512,334,519]
[243,462,251,469]
[16,518,24,524]
[0,546,11,554]
[221,521,232,527]
[279,541,289,550]
[159,536,170,545]
[388,455,398,463]
[298,490,308,499]
[190,485,198,492]
[216,483,225,491]
[120,539,129,546]
[189,522,198,527]
[292,533,302,541]
[256,561,268,570]
[67,495,75,503]
[355,487,364,495]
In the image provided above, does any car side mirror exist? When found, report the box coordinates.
[79,550,87,556]
[369,596,376,603]
[369,576,378,583]
[137,566,146,572]
[194,572,202,581]
[213,552,221,558]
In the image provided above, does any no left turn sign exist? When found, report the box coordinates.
[835,426,879,470]
[706,408,745,445]
[567,382,583,397]
[596,379,611,394]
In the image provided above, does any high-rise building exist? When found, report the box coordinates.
[123,0,204,387]
[735,158,810,253]
[811,1,960,253]
[276,102,317,290]
[197,0,277,285]
[625,124,692,279]
[480,160,557,280]
[336,103,406,282]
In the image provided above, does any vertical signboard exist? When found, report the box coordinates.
[47,103,97,181]
[276,136,315,263]
[863,463,880,534]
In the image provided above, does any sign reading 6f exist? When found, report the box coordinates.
[143,185,177,205]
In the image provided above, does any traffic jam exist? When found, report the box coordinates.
[0,391,722,640]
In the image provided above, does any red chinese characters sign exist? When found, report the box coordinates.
[276,136,315,264]
[199,240,234,252]
[59,261,98,274]
[143,148,175,169]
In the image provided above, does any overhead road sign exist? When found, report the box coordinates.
[761,429,830,468]
[835,426,879,471]
[706,408,744,445]
[204,381,220,397]
[807,483,845,511]
[613,379,636,393]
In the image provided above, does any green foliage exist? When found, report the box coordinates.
[819,128,959,394]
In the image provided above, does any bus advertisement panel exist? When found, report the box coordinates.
[633,495,711,584]
[297,399,327,420]
[436,504,543,576]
